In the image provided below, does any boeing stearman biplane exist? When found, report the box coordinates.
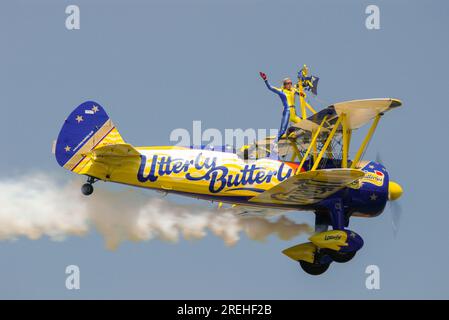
[54,80,403,275]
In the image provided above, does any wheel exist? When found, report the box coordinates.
[328,251,356,263]
[299,260,330,275]
[81,183,94,196]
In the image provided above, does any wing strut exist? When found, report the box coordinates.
[341,113,351,168]
[311,116,343,171]
[350,113,382,168]
[296,115,328,173]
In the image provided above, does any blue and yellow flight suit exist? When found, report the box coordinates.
[263,80,301,141]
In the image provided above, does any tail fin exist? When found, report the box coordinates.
[54,101,125,171]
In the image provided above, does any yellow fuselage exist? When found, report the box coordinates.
[78,147,298,203]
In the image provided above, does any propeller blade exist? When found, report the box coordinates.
[376,151,383,165]
[390,201,402,237]
[378,152,402,236]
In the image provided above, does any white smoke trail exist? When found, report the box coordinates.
[0,173,312,249]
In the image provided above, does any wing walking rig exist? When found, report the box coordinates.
[53,66,403,275]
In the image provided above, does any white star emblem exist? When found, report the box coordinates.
[350,232,356,238]
[64,145,71,152]
[370,193,378,201]
[92,105,99,113]
[369,165,375,169]
[75,115,83,123]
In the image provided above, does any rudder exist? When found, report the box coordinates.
[54,101,125,172]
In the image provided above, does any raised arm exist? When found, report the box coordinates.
[260,72,281,94]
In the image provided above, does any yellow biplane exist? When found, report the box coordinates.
[54,90,403,275]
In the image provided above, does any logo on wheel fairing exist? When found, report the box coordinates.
[324,235,342,241]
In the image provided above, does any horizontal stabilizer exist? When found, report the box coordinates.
[90,143,140,158]
[76,143,141,179]
[249,168,364,205]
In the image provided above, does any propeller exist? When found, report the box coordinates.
[376,152,403,237]
[389,200,402,237]
[375,152,383,166]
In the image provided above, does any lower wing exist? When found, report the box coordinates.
[249,168,364,206]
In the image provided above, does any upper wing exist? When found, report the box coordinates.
[308,98,402,130]
[249,168,365,205]
[290,119,330,132]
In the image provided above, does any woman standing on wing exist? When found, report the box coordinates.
[259,72,301,142]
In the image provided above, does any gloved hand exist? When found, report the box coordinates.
[259,72,267,81]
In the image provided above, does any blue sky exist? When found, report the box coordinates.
[1,0,448,299]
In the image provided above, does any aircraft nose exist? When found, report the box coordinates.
[388,181,403,201]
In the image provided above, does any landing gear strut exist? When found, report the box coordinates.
[283,199,364,275]
[81,176,97,196]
